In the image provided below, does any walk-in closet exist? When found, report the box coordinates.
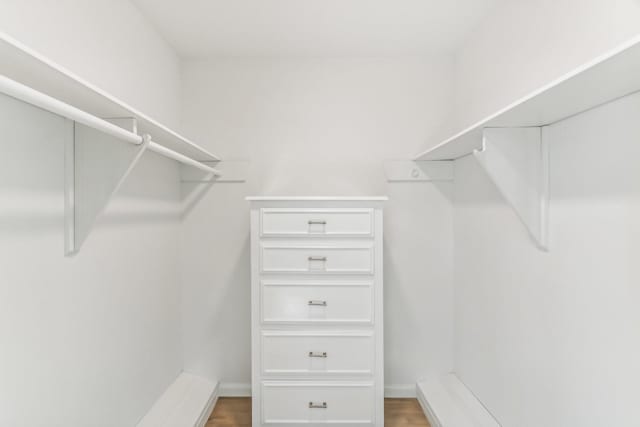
[1,1,639,426]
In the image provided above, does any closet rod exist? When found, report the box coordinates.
[0,74,221,176]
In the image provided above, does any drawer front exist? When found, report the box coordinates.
[262,332,374,376]
[261,208,374,237]
[261,281,373,324]
[262,381,374,424]
[260,244,374,274]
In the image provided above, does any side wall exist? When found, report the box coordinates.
[0,0,182,128]
[0,2,185,426]
[453,0,640,131]
[179,57,456,395]
[452,1,640,426]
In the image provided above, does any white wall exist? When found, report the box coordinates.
[452,1,640,426]
[454,89,640,427]
[0,2,185,426]
[0,0,182,128]
[180,57,455,394]
[453,0,640,131]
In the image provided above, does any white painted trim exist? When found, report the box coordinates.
[384,384,416,398]
[136,373,218,427]
[219,382,252,397]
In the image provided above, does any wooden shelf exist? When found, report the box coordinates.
[0,31,219,161]
[414,35,640,161]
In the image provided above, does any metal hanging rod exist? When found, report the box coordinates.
[0,74,221,176]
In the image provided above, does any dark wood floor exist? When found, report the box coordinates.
[206,397,430,427]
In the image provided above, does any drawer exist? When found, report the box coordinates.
[260,243,374,274]
[261,208,374,237]
[261,281,373,324]
[261,381,374,424]
[262,331,374,376]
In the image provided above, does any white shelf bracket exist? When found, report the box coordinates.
[474,127,549,250]
[384,160,453,182]
[64,118,148,256]
[180,160,249,183]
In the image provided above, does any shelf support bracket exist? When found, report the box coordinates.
[473,127,549,250]
[64,118,149,256]
[180,160,249,183]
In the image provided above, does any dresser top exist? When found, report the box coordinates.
[246,196,388,201]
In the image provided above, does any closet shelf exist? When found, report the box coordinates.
[0,31,219,162]
[0,74,221,176]
[414,34,640,161]
[0,32,231,256]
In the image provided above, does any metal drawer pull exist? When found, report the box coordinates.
[308,220,327,225]
[308,256,327,261]
[309,402,327,409]
[308,300,327,306]
[308,351,328,358]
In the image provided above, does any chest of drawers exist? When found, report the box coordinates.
[248,197,386,427]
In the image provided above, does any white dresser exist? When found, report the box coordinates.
[247,197,386,427]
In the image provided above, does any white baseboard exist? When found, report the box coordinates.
[384,384,416,398]
[137,372,219,427]
[219,382,252,397]
[416,374,500,427]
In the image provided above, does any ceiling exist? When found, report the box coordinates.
[132,0,499,58]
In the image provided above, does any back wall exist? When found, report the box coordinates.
[179,56,456,395]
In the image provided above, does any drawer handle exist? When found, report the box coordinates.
[308,256,327,261]
[309,402,328,409]
[308,300,327,306]
[308,220,327,225]
[308,351,328,358]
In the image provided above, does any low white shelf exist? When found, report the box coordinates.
[136,373,218,427]
[417,374,500,427]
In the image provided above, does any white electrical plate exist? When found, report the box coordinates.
[384,160,453,182]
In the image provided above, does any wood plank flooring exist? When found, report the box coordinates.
[384,398,431,427]
[205,397,430,427]
[206,397,251,427]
